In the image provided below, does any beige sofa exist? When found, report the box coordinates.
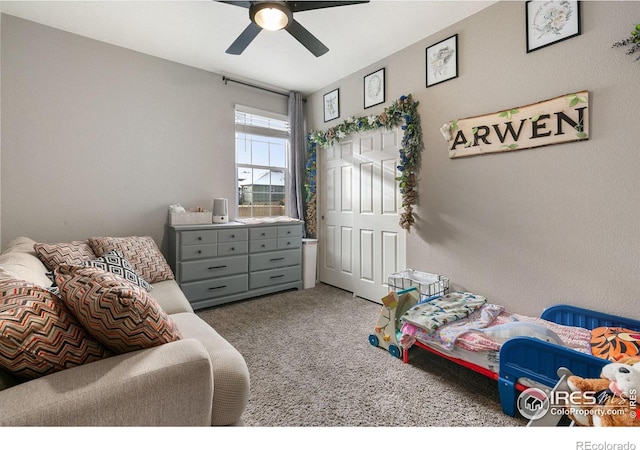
[0,236,250,426]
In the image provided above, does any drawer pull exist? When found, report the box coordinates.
[261,244,266,248]
[270,257,285,262]
[261,232,266,236]
[197,250,202,254]
[287,231,291,234]
[231,247,235,251]
[231,234,235,238]
[208,285,227,290]
[208,265,227,270]
[197,236,202,240]
[270,275,285,279]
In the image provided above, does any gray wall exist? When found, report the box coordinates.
[307,1,640,318]
[0,14,287,251]
[0,14,2,247]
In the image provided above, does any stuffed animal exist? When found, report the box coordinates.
[565,356,640,426]
[472,321,564,345]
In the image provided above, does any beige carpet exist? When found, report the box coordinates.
[196,283,527,427]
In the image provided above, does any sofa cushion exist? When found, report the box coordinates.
[0,278,111,379]
[33,240,97,271]
[88,236,174,283]
[170,312,250,426]
[0,237,53,288]
[56,265,182,354]
[83,250,152,292]
[150,279,194,315]
[0,267,17,282]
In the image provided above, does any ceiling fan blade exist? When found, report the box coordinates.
[218,1,251,8]
[286,19,329,57]
[226,22,262,55]
[288,1,369,13]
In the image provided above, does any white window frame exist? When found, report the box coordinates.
[235,105,290,218]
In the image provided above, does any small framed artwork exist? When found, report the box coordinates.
[364,68,385,109]
[323,88,340,122]
[426,34,458,88]
[526,1,581,53]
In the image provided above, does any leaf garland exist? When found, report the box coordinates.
[612,24,640,61]
[304,94,423,237]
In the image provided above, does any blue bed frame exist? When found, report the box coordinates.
[498,304,640,416]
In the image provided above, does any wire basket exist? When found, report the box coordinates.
[387,269,449,302]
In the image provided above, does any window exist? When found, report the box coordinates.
[235,106,289,218]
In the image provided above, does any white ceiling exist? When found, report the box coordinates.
[0,0,497,95]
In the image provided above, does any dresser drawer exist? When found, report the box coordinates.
[181,274,248,302]
[277,237,301,250]
[179,255,248,282]
[181,243,217,261]
[181,229,217,245]
[277,225,303,238]
[250,227,277,240]
[218,241,248,256]
[218,228,248,243]
[250,266,301,290]
[250,239,277,253]
[249,249,301,271]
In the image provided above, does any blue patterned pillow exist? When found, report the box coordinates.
[82,250,153,292]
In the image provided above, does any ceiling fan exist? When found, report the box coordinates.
[220,1,370,57]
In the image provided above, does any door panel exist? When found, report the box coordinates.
[319,139,355,290]
[360,162,374,214]
[319,128,406,303]
[359,229,374,282]
[341,165,353,212]
[340,227,353,275]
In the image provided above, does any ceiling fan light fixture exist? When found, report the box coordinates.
[250,2,292,31]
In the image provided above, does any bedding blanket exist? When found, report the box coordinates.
[401,303,504,351]
[400,291,486,332]
[401,309,593,354]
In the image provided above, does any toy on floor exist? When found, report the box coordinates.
[368,287,419,358]
[566,355,640,426]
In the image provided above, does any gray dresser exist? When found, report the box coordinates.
[168,221,303,310]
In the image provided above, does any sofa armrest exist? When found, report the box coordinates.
[0,339,214,426]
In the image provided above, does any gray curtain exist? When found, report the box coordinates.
[287,92,306,225]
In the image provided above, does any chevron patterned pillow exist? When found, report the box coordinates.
[56,265,182,354]
[83,250,152,292]
[34,240,97,271]
[88,236,174,283]
[0,278,111,379]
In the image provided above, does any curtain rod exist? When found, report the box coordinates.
[222,76,306,102]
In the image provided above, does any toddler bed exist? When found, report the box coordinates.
[369,287,640,417]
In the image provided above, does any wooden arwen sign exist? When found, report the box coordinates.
[446,91,589,159]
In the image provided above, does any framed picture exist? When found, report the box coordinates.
[364,68,385,109]
[426,34,458,88]
[526,1,581,53]
[323,88,340,122]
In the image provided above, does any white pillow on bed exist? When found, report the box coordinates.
[473,322,564,345]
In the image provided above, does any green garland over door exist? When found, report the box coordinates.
[304,94,424,237]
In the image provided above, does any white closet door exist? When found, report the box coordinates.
[318,139,356,291]
[318,127,406,303]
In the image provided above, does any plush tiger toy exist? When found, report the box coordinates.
[590,327,640,361]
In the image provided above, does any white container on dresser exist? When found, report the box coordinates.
[168,221,304,310]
